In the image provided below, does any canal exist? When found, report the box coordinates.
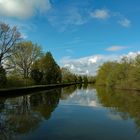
[0,85,140,140]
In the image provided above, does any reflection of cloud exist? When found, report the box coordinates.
[60,89,101,108]
[108,112,123,121]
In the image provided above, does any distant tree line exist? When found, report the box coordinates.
[96,55,140,89]
[0,22,94,88]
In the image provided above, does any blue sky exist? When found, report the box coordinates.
[0,0,140,74]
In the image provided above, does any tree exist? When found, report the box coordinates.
[83,75,88,83]
[39,52,62,84]
[31,69,43,84]
[9,41,42,79]
[0,66,7,87]
[0,22,21,67]
[77,75,83,83]
[61,68,77,83]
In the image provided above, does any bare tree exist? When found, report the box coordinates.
[0,22,21,67]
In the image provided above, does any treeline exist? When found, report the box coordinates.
[96,55,140,89]
[0,22,94,88]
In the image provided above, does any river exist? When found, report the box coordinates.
[0,85,140,140]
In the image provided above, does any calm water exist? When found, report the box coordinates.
[1,85,140,140]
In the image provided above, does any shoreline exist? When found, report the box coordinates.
[0,83,81,97]
[95,85,140,92]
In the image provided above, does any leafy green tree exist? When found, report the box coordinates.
[0,66,7,87]
[39,52,62,84]
[133,55,140,82]
[61,68,77,83]
[31,69,43,84]
[88,76,96,83]
[96,62,114,86]
[96,55,140,89]
[83,75,88,83]
[77,75,83,83]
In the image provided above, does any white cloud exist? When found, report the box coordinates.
[90,9,131,27]
[0,0,51,19]
[60,51,140,76]
[106,46,126,51]
[60,54,119,75]
[90,9,110,20]
[118,18,131,27]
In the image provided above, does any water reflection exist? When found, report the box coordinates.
[0,85,140,139]
[96,87,140,132]
[0,89,61,139]
[60,86,100,108]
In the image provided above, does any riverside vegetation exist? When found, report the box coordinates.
[0,22,95,89]
[1,22,140,90]
[96,56,140,89]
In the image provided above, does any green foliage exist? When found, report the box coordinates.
[0,22,95,89]
[9,41,42,79]
[96,55,140,89]
[61,68,77,83]
[88,76,96,83]
[6,77,34,88]
[83,75,88,83]
[36,52,62,84]
[31,69,43,84]
[0,66,7,87]
[77,75,83,83]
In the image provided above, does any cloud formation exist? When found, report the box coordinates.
[90,8,131,27]
[60,54,119,75]
[90,9,110,20]
[0,0,51,19]
[106,46,126,51]
[118,18,131,27]
[60,52,140,76]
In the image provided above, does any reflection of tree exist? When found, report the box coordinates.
[61,85,77,100]
[30,88,61,119]
[82,83,88,89]
[87,84,96,90]
[96,87,140,131]
[0,96,42,140]
[77,84,82,89]
[0,98,6,111]
[0,88,61,139]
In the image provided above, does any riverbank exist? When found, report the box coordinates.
[0,83,81,97]
[95,84,140,92]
